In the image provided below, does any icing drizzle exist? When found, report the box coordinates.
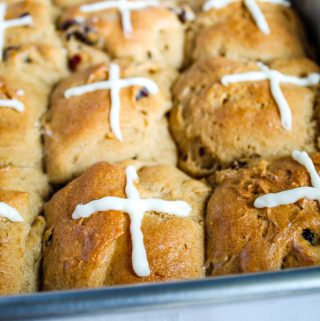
[221,62,320,131]
[65,63,158,141]
[203,0,290,34]
[254,151,320,208]
[72,165,192,277]
[0,202,23,222]
[0,97,24,112]
[80,0,160,37]
[0,3,33,61]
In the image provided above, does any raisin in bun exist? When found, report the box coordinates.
[206,153,320,275]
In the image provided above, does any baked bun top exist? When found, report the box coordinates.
[58,1,187,69]
[0,44,67,168]
[45,61,178,183]
[0,166,48,294]
[206,153,320,275]
[170,56,319,177]
[43,162,210,290]
[3,0,61,48]
[187,2,307,63]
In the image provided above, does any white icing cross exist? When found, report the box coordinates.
[64,63,158,141]
[255,151,320,209]
[203,0,290,34]
[0,202,23,222]
[0,3,33,61]
[0,97,24,112]
[221,62,320,131]
[72,165,192,277]
[80,0,160,37]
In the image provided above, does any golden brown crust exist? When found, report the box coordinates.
[53,0,87,7]
[186,2,308,63]
[0,166,49,294]
[206,153,320,275]
[177,0,204,12]
[0,76,43,168]
[0,2,64,294]
[42,162,210,290]
[0,45,68,87]
[0,0,318,294]
[45,61,178,184]
[3,0,61,48]
[0,45,67,168]
[0,166,50,222]
[0,193,46,295]
[58,2,186,69]
[170,56,320,177]
[53,0,195,9]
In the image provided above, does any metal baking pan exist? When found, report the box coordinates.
[1,1,320,320]
[1,267,320,320]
